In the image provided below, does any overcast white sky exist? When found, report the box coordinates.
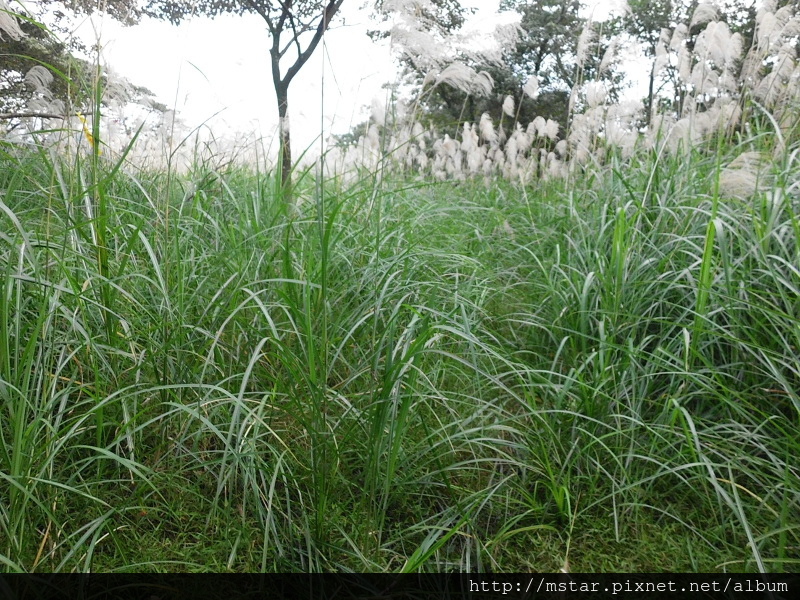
[76,1,629,151]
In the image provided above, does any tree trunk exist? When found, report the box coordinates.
[276,80,292,202]
[647,57,656,126]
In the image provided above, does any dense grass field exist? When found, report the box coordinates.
[1,132,798,572]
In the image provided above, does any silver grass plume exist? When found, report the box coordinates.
[599,37,620,76]
[479,112,497,144]
[24,65,54,98]
[741,1,797,87]
[585,81,607,108]
[531,116,546,138]
[690,2,718,29]
[719,151,770,199]
[576,20,596,67]
[653,28,671,75]
[387,0,448,73]
[542,119,559,141]
[755,44,797,107]
[0,0,24,40]
[387,0,506,98]
[570,20,595,115]
[523,77,539,99]
[455,22,522,68]
[103,69,134,111]
[434,62,494,96]
[473,71,494,97]
[694,21,742,71]
[371,96,387,127]
[502,95,515,117]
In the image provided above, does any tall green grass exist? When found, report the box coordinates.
[0,121,798,571]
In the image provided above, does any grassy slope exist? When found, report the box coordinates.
[0,135,798,572]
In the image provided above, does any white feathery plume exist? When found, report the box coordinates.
[654,33,670,75]
[479,112,497,144]
[718,168,760,199]
[435,62,493,97]
[743,2,796,85]
[457,22,522,67]
[505,136,518,166]
[757,10,780,49]
[718,151,769,199]
[604,121,638,158]
[26,97,53,113]
[466,145,484,174]
[715,98,742,133]
[513,123,532,153]
[677,45,692,82]
[502,95,515,117]
[690,62,720,94]
[782,14,800,38]
[774,5,795,32]
[492,146,505,171]
[547,153,566,180]
[523,77,539,99]
[25,65,54,96]
[435,61,476,94]
[608,99,643,120]
[665,117,700,154]
[383,0,435,12]
[395,99,410,122]
[585,81,607,108]
[384,7,448,72]
[755,3,797,53]
[760,0,777,14]
[0,0,24,40]
[413,121,427,151]
[366,124,381,156]
[694,21,741,69]
[576,21,596,66]
[441,133,458,157]
[719,70,738,93]
[525,120,537,139]
[670,24,688,51]
[104,69,133,110]
[483,22,523,65]
[370,97,387,127]
[532,116,546,138]
[473,71,495,97]
[755,45,797,107]
[543,119,559,141]
[568,113,592,164]
[460,121,478,154]
[690,3,718,29]
[599,38,619,75]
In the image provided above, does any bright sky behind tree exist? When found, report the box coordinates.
[75,1,630,152]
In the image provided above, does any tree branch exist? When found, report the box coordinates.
[0,112,69,120]
[243,0,275,34]
[287,10,303,59]
[282,0,344,86]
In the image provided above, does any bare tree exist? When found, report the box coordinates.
[51,0,345,202]
[149,1,345,200]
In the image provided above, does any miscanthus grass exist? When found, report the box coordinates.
[1,113,798,572]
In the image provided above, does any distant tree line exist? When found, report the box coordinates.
[338,0,797,145]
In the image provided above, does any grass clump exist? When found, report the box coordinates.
[0,127,798,573]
